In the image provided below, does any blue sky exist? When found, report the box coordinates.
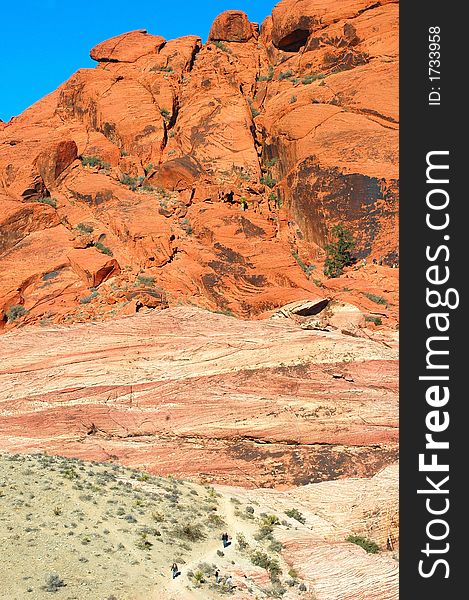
[0,0,275,121]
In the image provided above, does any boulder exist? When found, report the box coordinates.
[90,30,165,63]
[67,248,120,287]
[35,139,78,188]
[146,155,202,191]
[0,198,60,253]
[208,10,254,42]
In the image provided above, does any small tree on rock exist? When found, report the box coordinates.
[323,224,355,277]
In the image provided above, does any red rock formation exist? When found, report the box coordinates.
[67,248,120,287]
[208,10,256,42]
[90,30,166,63]
[0,307,398,487]
[0,0,399,331]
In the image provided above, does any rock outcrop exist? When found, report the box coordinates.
[0,0,399,332]
[0,306,398,487]
[208,10,256,42]
[89,30,166,63]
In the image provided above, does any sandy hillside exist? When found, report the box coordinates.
[0,453,397,600]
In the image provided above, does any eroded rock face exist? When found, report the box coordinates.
[0,307,398,487]
[231,463,399,598]
[0,0,399,331]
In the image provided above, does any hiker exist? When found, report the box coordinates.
[225,575,234,589]
[222,532,231,548]
[171,562,179,579]
[215,569,221,584]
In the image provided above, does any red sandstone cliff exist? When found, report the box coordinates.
[0,0,398,331]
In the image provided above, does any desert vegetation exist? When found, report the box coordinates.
[0,453,319,599]
[323,224,356,278]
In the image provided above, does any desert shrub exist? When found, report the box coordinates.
[33,197,57,208]
[346,534,379,553]
[302,73,326,84]
[76,223,94,234]
[192,569,205,586]
[263,515,280,526]
[160,108,171,120]
[251,551,282,579]
[207,513,226,528]
[245,505,255,515]
[248,98,260,118]
[236,532,249,551]
[264,158,278,168]
[239,197,249,211]
[140,184,157,195]
[292,251,315,277]
[258,65,274,81]
[135,532,153,550]
[174,522,205,542]
[364,292,387,306]
[120,173,143,190]
[80,290,98,304]
[232,165,251,181]
[261,583,287,597]
[6,305,27,322]
[269,539,284,553]
[268,191,282,209]
[213,41,231,53]
[278,69,293,80]
[43,270,60,281]
[255,524,274,541]
[198,562,216,576]
[365,316,382,326]
[150,65,173,72]
[136,276,155,287]
[323,224,356,277]
[290,95,297,104]
[94,241,113,256]
[81,155,110,169]
[260,173,277,188]
[44,573,65,592]
[285,508,306,524]
[180,218,193,235]
[288,568,299,579]
[124,514,137,523]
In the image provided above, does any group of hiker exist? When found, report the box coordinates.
[215,570,234,588]
[170,531,234,588]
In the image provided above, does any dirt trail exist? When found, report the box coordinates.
[159,493,260,599]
